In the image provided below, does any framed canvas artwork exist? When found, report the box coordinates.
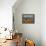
[22,14,35,24]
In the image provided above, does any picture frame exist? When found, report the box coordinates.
[22,14,35,24]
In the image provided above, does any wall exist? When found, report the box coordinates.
[0,0,16,30]
[41,0,46,46]
[13,0,41,46]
